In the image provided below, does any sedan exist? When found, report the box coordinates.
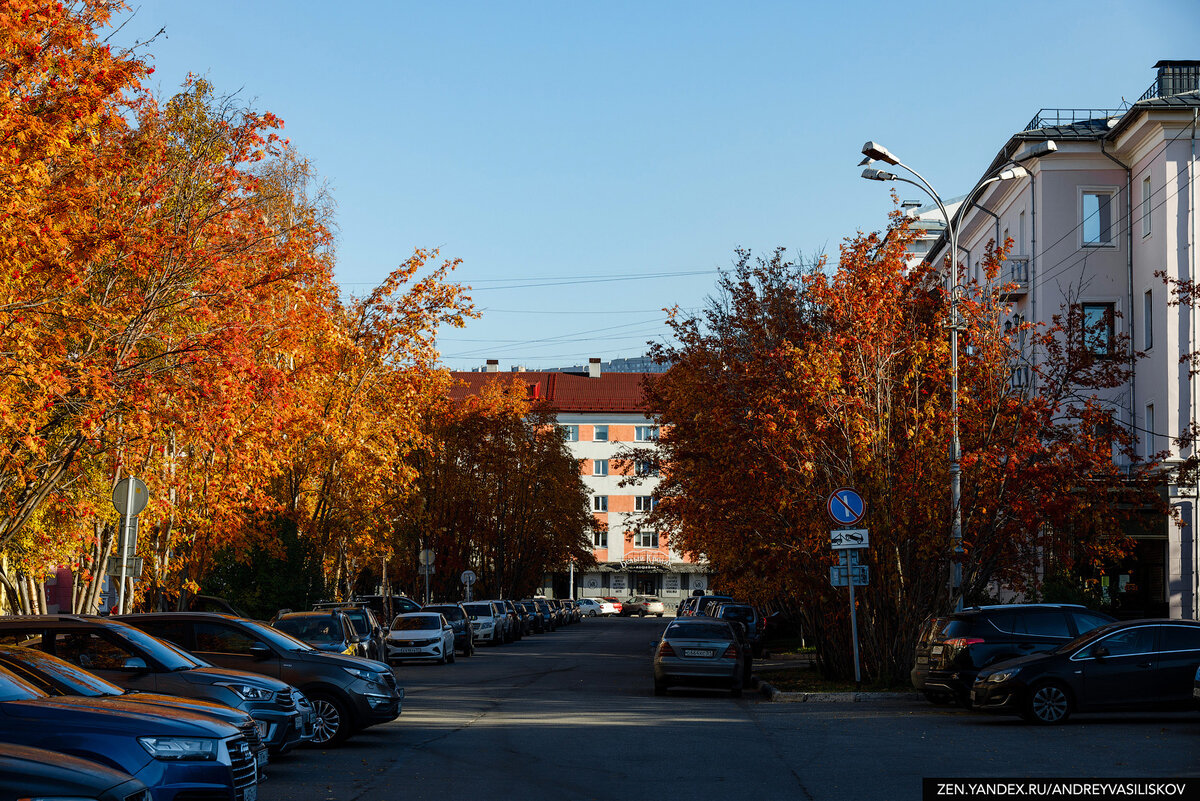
[386,613,456,664]
[576,598,602,617]
[597,598,622,617]
[972,618,1200,724]
[653,619,745,697]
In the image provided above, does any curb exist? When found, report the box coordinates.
[757,680,922,703]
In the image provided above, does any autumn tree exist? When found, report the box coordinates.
[638,220,1164,682]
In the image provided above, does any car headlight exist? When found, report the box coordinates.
[988,669,1020,682]
[343,667,384,683]
[138,736,218,761]
[214,682,275,701]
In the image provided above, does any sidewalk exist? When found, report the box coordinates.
[751,653,921,703]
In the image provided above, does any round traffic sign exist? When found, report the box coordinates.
[112,477,149,516]
[460,570,476,586]
[418,549,435,566]
[827,488,865,525]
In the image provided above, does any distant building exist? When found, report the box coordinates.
[452,358,707,601]
[535,354,670,374]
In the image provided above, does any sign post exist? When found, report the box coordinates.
[461,570,476,602]
[419,548,434,605]
[827,487,867,688]
[112,477,149,615]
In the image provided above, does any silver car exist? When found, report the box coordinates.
[653,619,745,697]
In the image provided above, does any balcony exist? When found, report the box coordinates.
[999,257,1030,299]
[1010,364,1032,391]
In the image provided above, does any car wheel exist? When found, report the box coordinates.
[1023,681,1072,725]
[447,645,455,664]
[656,613,663,618]
[923,691,954,706]
[462,640,473,657]
[307,692,351,747]
[436,647,446,665]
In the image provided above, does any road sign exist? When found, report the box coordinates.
[830,528,869,550]
[418,563,435,575]
[830,564,869,587]
[112,477,149,516]
[827,488,865,525]
[418,549,435,566]
[460,570,477,586]
[106,556,144,578]
[836,550,863,567]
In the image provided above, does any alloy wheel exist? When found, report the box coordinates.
[310,697,343,745]
[1028,683,1071,724]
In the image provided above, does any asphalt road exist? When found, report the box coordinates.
[259,616,1200,801]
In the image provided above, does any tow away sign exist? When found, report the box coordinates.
[830,528,869,550]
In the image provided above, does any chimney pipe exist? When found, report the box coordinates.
[587,358,601,379]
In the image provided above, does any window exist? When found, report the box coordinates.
[592,529,608,548]
[1081,303,1115,355]
[1019,211,1026,255]
[1145,404,1156,457]
[1159,624,1200,651]
[561,425,579,442]
[634,460,660,477]
[54,631,136,671]
[592,495,608,512]
[1021,611,1071,638]
[635,530,659,548]
[1143,290,1153,350]
[634,496,656,513]
[1082,190,1115,246]
[1093,626,1155,657]
[592,425,609,442]
[1142,176,1152,237]
[592,459,608,476]
[194,622,257,655]
[634,425,659,442]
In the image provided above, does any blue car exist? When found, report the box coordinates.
[0,665,258,801]
[0,744,150,801]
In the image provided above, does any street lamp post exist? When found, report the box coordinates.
[858,140,1054,610]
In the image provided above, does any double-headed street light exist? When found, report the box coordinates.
[858,139,1055,610]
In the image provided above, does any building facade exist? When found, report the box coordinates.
[926,60,1200,619]
[453,358,709,602]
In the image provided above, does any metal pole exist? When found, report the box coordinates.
[848,553,861,688]
[117,479,134,615]
[569,562,575,599]
[949,219,964,612]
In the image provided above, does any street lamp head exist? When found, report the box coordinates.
[861,168,897,182]
[861,141,900,166]
[1015,140,1058,161]
[996,165,1030,181]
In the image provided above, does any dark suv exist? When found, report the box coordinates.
[0,615,311,754]
[911,604,1116,706]
[270,610,372,658]
[422,603,475,656]
[120,612,402,746]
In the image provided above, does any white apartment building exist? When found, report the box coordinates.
[926,60,1200,619]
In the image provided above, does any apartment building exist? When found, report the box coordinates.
[926,60,1200,619]
[452,359,709,602]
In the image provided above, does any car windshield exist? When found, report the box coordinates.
[426,607,464,622]
[462,605,493,618]
[718,606,754,623]
[115,622,204,670]
[0,666,46,701]
[666,622,732,640]
[340,611,370,631]
[1054,621,1124,654]
[273,616,343,644]
[237,619,318,652]
[391,615,440,631]
[0,647,123,697]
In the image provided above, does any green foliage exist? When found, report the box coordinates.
[203,517,325,620]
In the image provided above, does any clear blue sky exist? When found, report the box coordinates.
[119,1,1199,370]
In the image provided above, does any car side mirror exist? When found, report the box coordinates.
[1090,645,1110,659]
[249,642,273,661]
[122,657,149,673]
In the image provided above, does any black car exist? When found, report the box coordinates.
[270,610,372,658]
[712,603,767,657]
[120,612,402,746]
[422,603,476,656]
[694,595,735,617]
[354,594,422,623]
[910,604,1115,706]
[314,604,387,661]
[972,618,1200,724]
[0,744,150,801]
[0,665,258,800]
[530,599,557,632]
[0,645,269,771]
[0,614,311,754]
[514,601,540,633]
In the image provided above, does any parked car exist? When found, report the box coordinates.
[313,603,387,661]
[576,598,602,617]
[971,618,1200,724]
[712,603,766,657]
[0,614,310,754]
[0,645,269,771]
[602,597,625,616]
[514,601,540,633]
[119,612,402,747]
[519,600,550,633]
[595,598,621,617]
[462,602,506,645]
[270,609,372,658]
[622,596,666,617]
[911,604,1116,706]
[422,603,476,656]
[653,618,746,697]
[354,594,422,623]
[0,664,259,800]
[497,600,524,640]
[386,613,457,664]
[535,599,560,630]
[0,744,150,801]
[563,599,582,623]
[693,595,735,617]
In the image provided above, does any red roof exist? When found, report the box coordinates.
[449,371,655,413]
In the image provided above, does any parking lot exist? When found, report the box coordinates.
[257,616,1200,801]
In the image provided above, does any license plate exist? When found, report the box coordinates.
[931,645,943,655]
[256,750,267,768]
[243,787,257,801]
[395,647,422,654]
[683,648,714,657]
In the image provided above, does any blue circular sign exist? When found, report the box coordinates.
[828,488,865,525]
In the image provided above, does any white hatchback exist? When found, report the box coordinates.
[386,613,456,664]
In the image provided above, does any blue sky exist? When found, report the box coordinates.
[119,1,1200,370]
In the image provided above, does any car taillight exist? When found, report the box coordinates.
[658,641,676,657]
[756,618,766,631]
[723,643,738,659]
[943,637,985,648]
